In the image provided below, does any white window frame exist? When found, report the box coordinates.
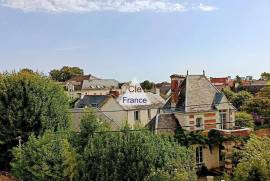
[219,110,227,129]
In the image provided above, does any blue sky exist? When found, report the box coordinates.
[0,0,270,82]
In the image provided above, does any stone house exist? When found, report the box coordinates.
[149,74,251,173]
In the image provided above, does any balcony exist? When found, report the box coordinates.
[214,127,251,137]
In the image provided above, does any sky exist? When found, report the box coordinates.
[0,0,270,82]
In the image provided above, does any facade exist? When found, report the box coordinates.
[149,74,250,173]
[73,92,165,128]
[65,75,122,99]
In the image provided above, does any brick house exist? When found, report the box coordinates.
[149,74,251,173]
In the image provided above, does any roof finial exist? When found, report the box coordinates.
[186,70,189,75]
[203,70,205,76]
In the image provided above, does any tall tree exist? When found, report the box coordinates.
[234,135,270,181]
[49,66,84,82]
[231,91,253,110]
[261,72,270,80]
[140,80,155,90]
[11,131,77,181]
[0,71,70,170]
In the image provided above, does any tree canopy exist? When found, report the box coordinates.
[11,131,77,181]
[49,66,84,82]
[261,72,270,81]
[140,80,155,90]
[0,72,70,170]
[235,112,254,128]
[234,135,270,181]
[80,130,196,181]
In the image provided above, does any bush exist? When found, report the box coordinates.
[11,131,77,181]
[235,112,254,128]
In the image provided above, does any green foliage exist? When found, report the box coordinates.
[80,130,196,181]
[235,112,254,128]
[261,72,270,81]
[73,108,110,151]
[231,91,253,110]
[0,72,70,170]
[234,135,270,181]
[222,88,253,110]
[257,82,270,98]
[175,129,208,147]
[49,66,84,82]
[11,131,77,181]
[140,80,155,90]
[222,87,235,101]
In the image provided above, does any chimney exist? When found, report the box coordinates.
[170,74,185,109]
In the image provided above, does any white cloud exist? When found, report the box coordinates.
[198,3,217,12]
[1,0,187,13]
[1,0,217,13]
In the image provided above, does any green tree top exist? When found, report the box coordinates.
[49,66,84,82]
[234,135,270,181]
[140,80,155,90]
[0,71,70,170]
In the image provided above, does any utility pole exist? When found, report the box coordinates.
[16,136,22,149]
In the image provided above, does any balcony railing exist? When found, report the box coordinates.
[214,127,251,137]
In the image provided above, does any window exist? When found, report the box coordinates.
[195,117,203,130]
[134,111,140,121]
[148,109,151,119]
[196,146,203,165]
[219,110,227,129]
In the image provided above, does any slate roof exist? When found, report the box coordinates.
[82,79,119,90]
[68,74,92,82]
[170,75,234,112]
[147,113,181,133]
[75,95,109,108]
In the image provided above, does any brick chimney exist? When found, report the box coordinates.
[170,74,185,109]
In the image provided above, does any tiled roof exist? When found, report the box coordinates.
[210,77,229,84]
[81,79,119,90]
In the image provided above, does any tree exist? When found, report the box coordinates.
[257,82,270,98]
[80,128,196,181]
[0,72,70,170]
[49,66,84,82]
[231,91,253,110]
[234,135,270,181]
[261,72,270,81]
[222,87,235,102]
[19,68,34,74]
[140,80,155,90]
[72,108,110,152]
[11,131,77,181]
[235,112,254,128]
